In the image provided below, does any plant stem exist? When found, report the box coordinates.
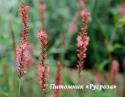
[41,90,47,97]
[9,21,16,60]
[18,78,22,97]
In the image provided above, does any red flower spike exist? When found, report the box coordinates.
[39,0,46,15]
[77,10,90,75]
[16,3,33,78]
[95,72,103,84]
[68,21,77,34]
[39,0,46,30]
[37,31,49,91]
[110,60,119,84]
[54,64,62,97]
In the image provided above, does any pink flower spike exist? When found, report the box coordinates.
[95,72,103,84]
[110,60,119,84]
[37,30,49,91]
[39,1,46,14]
[118,4,125,17]
[68,22,77,34]
[77,10,90,76]
[16,3,33,78]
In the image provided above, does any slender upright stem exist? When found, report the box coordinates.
[18,78,22,97]
[41,91,47,97]
[9,21,16,60]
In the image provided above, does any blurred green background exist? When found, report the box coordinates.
[0,0,125,97]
